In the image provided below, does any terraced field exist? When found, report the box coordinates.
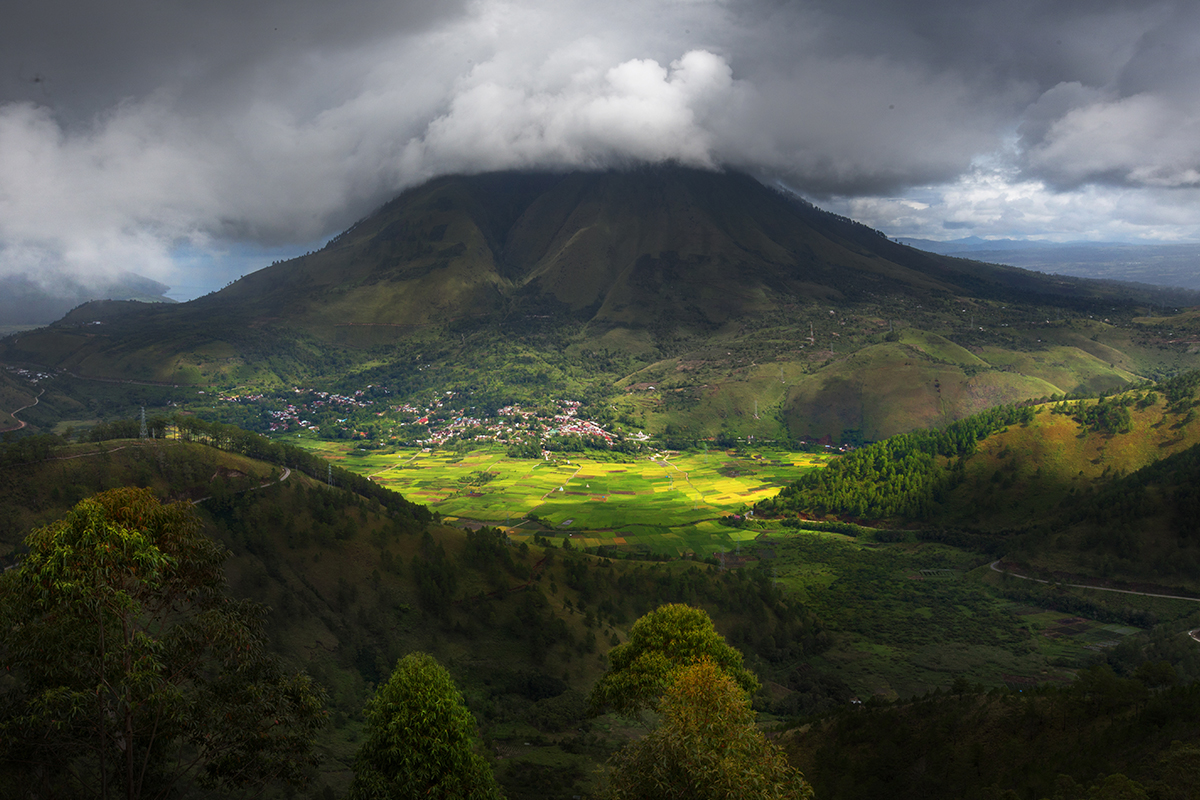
[287,440,828,556]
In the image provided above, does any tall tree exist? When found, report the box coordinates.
[0,487,326,799]
[589,603,759,718]
[605,657,813,800]
[349,651,501,800]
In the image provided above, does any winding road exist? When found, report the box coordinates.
[989,559,1200,603]
[192,466,291,504]
[0,387,45,433]
[990,560,1200,646]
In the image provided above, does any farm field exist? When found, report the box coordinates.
[284,439,828,556]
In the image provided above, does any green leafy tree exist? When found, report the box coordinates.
[589,603,759,718]
[349,652,501,800]
[1156,742,1200,800]
[605,657,813,800]
[0,487,326,799]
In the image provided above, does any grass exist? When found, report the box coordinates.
[938,393,1200,530]
[284,440,828,557]
[759,530,1163,699]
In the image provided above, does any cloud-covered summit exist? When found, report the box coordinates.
[4,0,1200,297]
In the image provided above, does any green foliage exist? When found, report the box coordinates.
[412,531,460,619]
[589,604,759,718]
[764,404,1035,520]
[764,533,1043,697]
[1054,442,1200,580]
[506,441,543,458]
[0,487,327,799]
[1156,370,1200,412]
[789,672,1200,800]
[1055,396,1134,435]
[171,414,431,524]
[462,526,529,588]
[0,432,63,467]
[605,658,813,800]
[348,652,501,800]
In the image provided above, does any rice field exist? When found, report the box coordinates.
[290,440,828,556]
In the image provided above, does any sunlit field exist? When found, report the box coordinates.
[286,439,829,556]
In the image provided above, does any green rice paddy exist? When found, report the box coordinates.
[288,440,828,556]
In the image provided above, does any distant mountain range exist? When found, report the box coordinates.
[899,237,1200,292]
[0,271,174,330]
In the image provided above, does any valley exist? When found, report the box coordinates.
[291,440,828,557]
[4,423,1198,799]
[5,168,1200,798]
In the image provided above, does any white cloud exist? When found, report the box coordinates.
[1025,91,1200,189]
[408,49,732,174]
[832,160,1200,243]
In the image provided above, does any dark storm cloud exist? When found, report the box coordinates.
[2,0,1199,294]
[2,0,466,120]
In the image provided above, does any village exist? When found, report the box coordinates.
[215,386,637,451]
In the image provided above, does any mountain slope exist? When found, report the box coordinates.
[0,271,174,334]
[3,166,1199,442]
[761,372,1200,591]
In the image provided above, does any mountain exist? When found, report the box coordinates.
[4,166,1199,443]
[0,271,175,331]
[207,168,1101,332]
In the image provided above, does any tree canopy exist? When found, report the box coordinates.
[589,603,760,718]
[605,657,813,800]
[349,651,501,800]
[0,487,326,799]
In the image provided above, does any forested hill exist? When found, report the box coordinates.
[758,404,1036,520]
[758,370,1200,591]
[0,430,838,798]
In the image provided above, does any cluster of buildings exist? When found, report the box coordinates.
[220,386,378,434]
[4,366,54,384]
[411,399,619,448]
[263,403,316,433]
[214,386,624,449]
[544,403,616,445]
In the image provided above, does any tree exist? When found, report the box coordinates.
[589,603,759,718]
[348,652,501,800]
[605,658,813,800]
[1156,742,1200,800]
[0,488,326,799]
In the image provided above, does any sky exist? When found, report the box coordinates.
[4,0,1200,300]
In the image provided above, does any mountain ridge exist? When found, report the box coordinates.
[5,165,1200,443]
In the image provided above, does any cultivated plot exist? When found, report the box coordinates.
[284,440,827,556]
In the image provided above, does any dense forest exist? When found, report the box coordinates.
[759,405,1036,520]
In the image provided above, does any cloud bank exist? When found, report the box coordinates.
[3,0,1200,296]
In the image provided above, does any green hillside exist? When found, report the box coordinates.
[4,167,1199,445]
[761,371,1200,595]
[0,435,836,798]
[9,168,1200,798]
[8,416,1200,798]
